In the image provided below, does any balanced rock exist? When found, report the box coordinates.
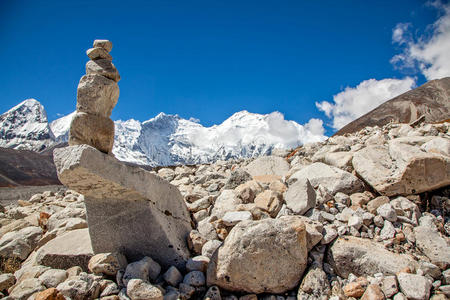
[68,112,115,154]
[86,59,120,82]
[328,236,416,278]
[76,74,119,117]
[86,47,112,61]
[53,144,192,269]
[93,39,113,52]
[207,216,308,294]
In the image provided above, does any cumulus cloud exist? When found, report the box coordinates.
[391,2,450,79]
[316,77,416,130]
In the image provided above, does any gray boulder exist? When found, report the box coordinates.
[0,226,42,260]
[54,145,192,269]
[245,155,290,177]
[353,141,450,196]
[288,162,364,195]
[328,236,416,277]
[414,225,450,269]
[207,216,308,294]
[397,273,431,300]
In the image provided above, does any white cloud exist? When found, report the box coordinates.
[391,2,450,80]
[392,23,411,44]
[316,77,416,130]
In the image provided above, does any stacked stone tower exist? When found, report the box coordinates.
[56,40,192,269]
[69,39,120,154]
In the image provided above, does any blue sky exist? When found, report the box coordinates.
[0,0,448,135]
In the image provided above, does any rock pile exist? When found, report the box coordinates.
[69,39,120,154]
[0,120,448,299]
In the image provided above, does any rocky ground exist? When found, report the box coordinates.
[0,121,448,300]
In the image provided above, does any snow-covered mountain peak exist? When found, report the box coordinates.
[50,111,75,142]
[0,99,54,151]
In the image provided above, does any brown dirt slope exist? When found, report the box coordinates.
[334,77,450,136]
[0,147,61,187]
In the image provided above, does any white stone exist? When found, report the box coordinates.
[284,178,316,215]
[38,268,68,288]
[397,273,431,300]
[202,240,223,258]
[245,156,290,177]
[127,279,163,300]
[222,211,253,226]
[348,215,362,230]
[288,162,364,195]
[377,203,397,222]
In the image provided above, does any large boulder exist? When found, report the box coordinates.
[0,226,42,260]
[353,139,450,196]
[53,145,192,269]
[244,156,290,177]
[414,225,450,269]
[36,228,94,271]
[207,216,308,294]
[328,236,416,278]
[288,162,364,195]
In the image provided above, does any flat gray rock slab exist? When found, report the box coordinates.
[328,236,417,278]
[245,155,290,177]
[54,145,192,269]
[36,228,93,271]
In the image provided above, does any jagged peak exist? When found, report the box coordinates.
[5,98,44,114]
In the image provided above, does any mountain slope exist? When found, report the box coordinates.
[335,77,450,136]
[0,147,60,187]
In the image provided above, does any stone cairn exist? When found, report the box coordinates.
[69,39,120,154]
[55,40,192,269]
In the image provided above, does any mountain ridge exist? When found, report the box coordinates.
[0,99,326,166]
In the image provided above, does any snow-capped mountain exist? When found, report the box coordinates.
[0,99,55,151]
[1,99,327,166]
